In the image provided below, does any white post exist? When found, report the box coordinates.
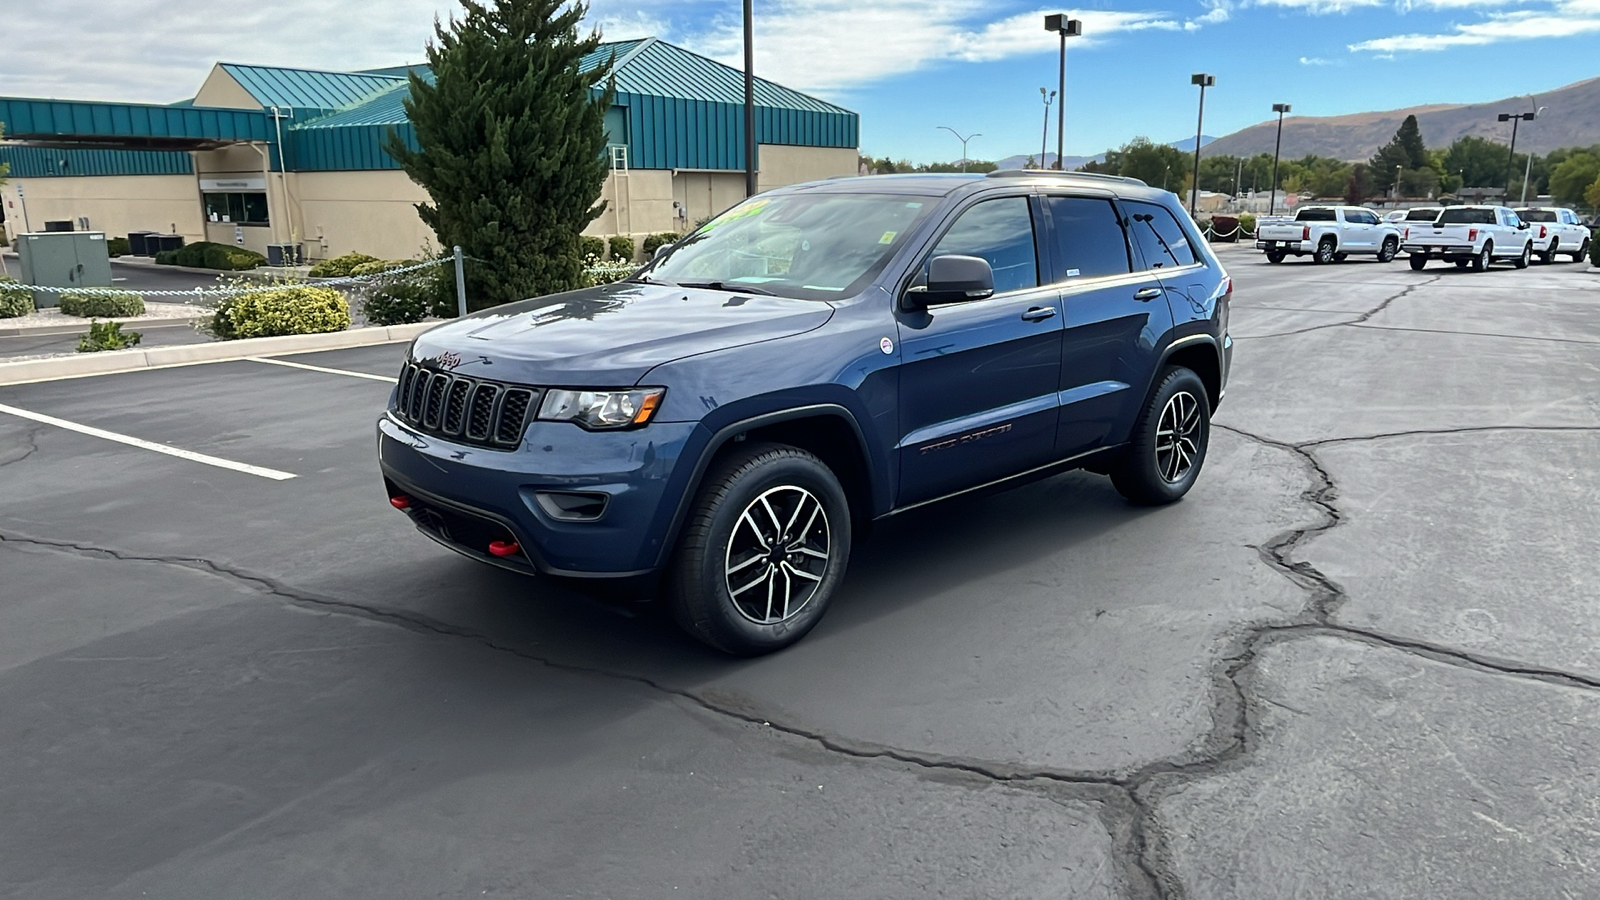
[453,246,467,318]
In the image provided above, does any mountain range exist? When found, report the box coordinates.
[996,136,1214,171]
[1202,77,1600,162]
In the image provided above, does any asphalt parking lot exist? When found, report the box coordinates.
[2,247,1598,898]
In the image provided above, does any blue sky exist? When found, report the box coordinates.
[4,0,1597,163]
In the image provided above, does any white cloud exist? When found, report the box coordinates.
[1349,1,1600,51]
[1254,0,1386,14]
[1184,5,1233,29]
[1299,55,1332,63]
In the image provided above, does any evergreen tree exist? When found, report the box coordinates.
[387,0,613,309]
[1370,114,1428,176]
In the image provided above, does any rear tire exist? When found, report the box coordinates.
[1541,239,1558,264]
[1472,242,1492,272]
[1513,242,1531,269]
[1111,367,1211,506]
[667,443,851,656]
[1408,254,1428,271]
[1378,237,1398,263]
[1265,249,1286,264]
[1575,238,1591,262]
[1314,238,1337,265]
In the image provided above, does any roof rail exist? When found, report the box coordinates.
[985,169,1148,186]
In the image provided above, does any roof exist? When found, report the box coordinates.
[218,63,404,112]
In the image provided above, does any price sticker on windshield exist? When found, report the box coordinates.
[879,231,898,244]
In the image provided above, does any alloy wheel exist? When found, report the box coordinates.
[723,485,831,625]
[1155,390,1203,484]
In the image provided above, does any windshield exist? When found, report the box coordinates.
[1515,209,1557,222]
[1296,208,1335,221]
[644,193,939,301]
[1438,208,1495,225]
[1405,209,1441,221]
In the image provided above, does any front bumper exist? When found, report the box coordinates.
[377,413,703,577]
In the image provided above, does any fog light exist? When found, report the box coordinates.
[535,491,609,522]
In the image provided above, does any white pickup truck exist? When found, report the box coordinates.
[1514,207,1592,263]
[1255,206,1402,265]
[1400,205,1534,271]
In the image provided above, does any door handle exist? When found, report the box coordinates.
[1020,306,1056,322]
[1133,287,1162,302]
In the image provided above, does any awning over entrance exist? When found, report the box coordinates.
[0,97,270,151]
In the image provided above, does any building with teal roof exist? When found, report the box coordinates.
[0,39,860,261]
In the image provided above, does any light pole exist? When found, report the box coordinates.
[1269,102,1290,216]
[742,0,757,197]
[938,126,981,173]
[1393,164,1403,200]
[1044,15,1082,169]
[1189,73,1214,216]
[1497,110,1536,195]
[1519,103,1546,203]
[1038,87,1056,169]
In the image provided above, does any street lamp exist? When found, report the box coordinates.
[1189,73,1214,216]
[938,126,981,173]
[1044,14,1082,169]
[1269,102,1290,216]
[1038,88,1056,169]
[1497,110,1537,195]
[1393,164,1403,200]
[1519,104,1547,203]
[742,0,756,197]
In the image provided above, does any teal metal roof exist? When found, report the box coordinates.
[0,96,270,148]
[218,63,404,112]
[0,144,194,178]
[295,83,411,129]
[600,39,851,116]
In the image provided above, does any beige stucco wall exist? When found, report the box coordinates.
[192,65,263,110]
[194,145,271,175]
[0,176,206,245]
[288,169,435,261]
[673,172,748,229]
[204,221,273,256]
[588,169,677,239]
[756,144,858,193]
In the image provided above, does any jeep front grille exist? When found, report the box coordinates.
[393,362,540,449]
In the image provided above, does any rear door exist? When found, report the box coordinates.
[1039,193,1172,455]
[893,194,1065,506]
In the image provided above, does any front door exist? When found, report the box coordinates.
[1040,194,1174,455]
[894,195,1064,506]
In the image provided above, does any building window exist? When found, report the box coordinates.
[204,192,269,225]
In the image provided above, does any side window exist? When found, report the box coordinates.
[1043,196,1131,281]
[1125,201,1199,270]
[928,197,1039,294]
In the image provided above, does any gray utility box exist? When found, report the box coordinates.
[16,232,113,309]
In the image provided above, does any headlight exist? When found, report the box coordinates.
[538,388,665,430]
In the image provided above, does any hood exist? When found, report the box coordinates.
[408,281,834,386]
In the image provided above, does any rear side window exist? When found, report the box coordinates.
[1438,208,1495,225]
[1043,196,1131,280]
[1124,201,1199,270]
[928,197,1039,294]
[1296,208,1336,222]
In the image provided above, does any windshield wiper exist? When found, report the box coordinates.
[674,281,779,296]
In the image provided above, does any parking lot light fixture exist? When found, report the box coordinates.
[1497,110,1536,194]
[1039,88,1056,168]
[1044,15,1082,169]
[938,126,980,173]
[1190,73,1215,216]
[1269,103,1290,216]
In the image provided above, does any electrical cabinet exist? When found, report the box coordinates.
[16,232,114,309]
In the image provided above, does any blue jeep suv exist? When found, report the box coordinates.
[378,171,1232,655]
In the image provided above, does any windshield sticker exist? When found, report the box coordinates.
[802,285,847,291]
[905,202,923,208]
[701,198,770,232]
[879,231,898,244]
[728,276,783,283]
[1066,268,1081,277]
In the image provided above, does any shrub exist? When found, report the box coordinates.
[154,250,179,265]
[201,244,266,271]
[77,320,142,352]
[362,266,455,325]
[608,235,635,262]
[583,253,640,287]
[577,236,606,262]
[641,232,680,255]
[59,289,145,318]
[350,259,412,277]
[1591,229,1599,267]
[309,252,381,278]
[1239,213,1257,236]
[0,276,33,318]
[208,284,350,340]
[173,241,215,268]
[106,237,131,257]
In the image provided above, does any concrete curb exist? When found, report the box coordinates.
[0,321,435,386]
[0,316,211,338]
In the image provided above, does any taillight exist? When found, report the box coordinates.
[1468,228,1478,242]
[1540,225,1547,239]
[1404,227,1410,241]
[1302,225,1310,241]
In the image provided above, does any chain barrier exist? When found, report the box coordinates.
[1201,224,1258,241]
[0,257,451,300]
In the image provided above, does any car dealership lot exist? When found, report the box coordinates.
[2,252,1598,898]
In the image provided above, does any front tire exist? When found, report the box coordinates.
[667,443,851,656]
[1111,367,1211,506]
[1472,242,1492,272]
[1378,237,1398,263]
[1574,238,1590,262]
[1408,254,1428,271]
[1513,242,1532,269]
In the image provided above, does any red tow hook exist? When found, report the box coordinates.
[488,540,521,558]
[390,495,412,510]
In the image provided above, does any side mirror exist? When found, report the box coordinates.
[904,255,995,310]
[1517,221,1530,230]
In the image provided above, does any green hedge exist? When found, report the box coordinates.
[78,320,142,352]
[641,232,680,255]
[154,249,179,265]
[1239,213,1257,235]
[578,236,606,263]
[0,276,33,318]
[59,290,146,318]
[309,252,380,278]
[155,241,262,270]
[362,267,455,326]
[208,285,350,340]
[106,237,131,257]
[1591,230,1599,267]
[608,235,635,262]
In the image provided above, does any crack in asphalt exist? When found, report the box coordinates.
[7,412,1599,899]
[1232,274,1441,340]
[1301,424,1600,448]
[0,424,43,468]
[1348,323,1600,346]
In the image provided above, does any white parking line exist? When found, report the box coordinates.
[0,402,297,481]
[246,356,397,383]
